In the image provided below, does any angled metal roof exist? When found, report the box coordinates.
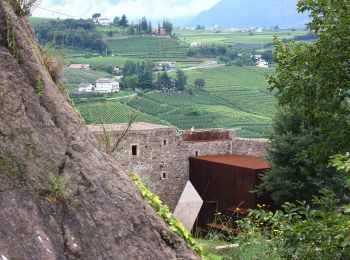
[191,154,270,170]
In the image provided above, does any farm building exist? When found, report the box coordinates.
[158,61,177,71]
[256,59,269,68]
[95,78,120,93]
[69,64,91,70]
[189,155,271,231]
[78,83,94,92]
[97,17,111,25]
[191,41,202,47]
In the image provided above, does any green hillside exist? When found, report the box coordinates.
[105,36,188,59]
[73,66,276,137]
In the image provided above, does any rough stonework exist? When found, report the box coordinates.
[0,1,198,259]
[90,124,270,210]
[231,138,269,158]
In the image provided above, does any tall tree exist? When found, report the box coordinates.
[261,0,350,204]
[92,13,101,22]
[175,69,187,91]
[157,71,173,90]
[148,21,153,35]
[113,16,120,26]
[141,17,148,33]
[119,14,128,27]
[162,20,173,35]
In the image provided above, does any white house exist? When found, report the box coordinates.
[158,61,177,71]
[78,83,94,92]
[69,64,91,70]
[97,18,111,26]
[256,59,269,68]
[95,78,120,93]
[190,41,202,47]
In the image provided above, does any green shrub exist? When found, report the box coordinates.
[43,48,63,84]
[48,172,65,200]
[184,106,203,116]
[236,191,350,259]
[36,75,43,97]
[131,173,203,257]
[6,0,38,17]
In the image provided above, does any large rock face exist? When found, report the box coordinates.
[0,1,198,259]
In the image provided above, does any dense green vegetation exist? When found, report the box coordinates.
[64,64,275,137]
[75,99,168,125]
[32,19,106,52]
[262,0,350,205]
[198,1,350,259]
[105,36,188,60]
[29,17,311,138]
[176,29,309,46]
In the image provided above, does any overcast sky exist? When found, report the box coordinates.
[32,0,221,21]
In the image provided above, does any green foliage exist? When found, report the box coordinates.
[262,0,350,204]
[36,75,43,97]
[268,0,350,164]
[330,153,350,189]
[105,36,188,60]
[123,75,139,89]
[6,0,37,17]
[6,19,18,58]
[119,14,128,27]
[131,174,203,257]
[175,69,187,91]
[162,20,173,35]
[156,71,173,90]
[0,157,22,180]
[75,100,167,125]
[122,60,153,89]
[194,78,205,88]
[260,108,347,204]
[184,106,203,116]
[32,19,105,52]
[43,48,63,84]
[236,191,350,259]
[48,172,65,200]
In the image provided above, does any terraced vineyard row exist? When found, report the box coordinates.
[75,100,168,125]
[71,66,277,138]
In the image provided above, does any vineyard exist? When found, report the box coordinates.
[105,36,188,59]
[75,100,168,125]
[175,29,308,46]
[72,66,276,138]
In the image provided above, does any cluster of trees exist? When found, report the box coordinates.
[33,19,105,52]
[155,70,187,92]
[122,60,188,92]
[260,0,350,205]
[187,44,272,66]
[127,19,173,36]
[93,13,173,36]
[122,60,154,89]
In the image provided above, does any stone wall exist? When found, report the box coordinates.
[89,123,270,210]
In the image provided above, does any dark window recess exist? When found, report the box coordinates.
[132,145,138,156]
[163,140,167,145]
[162,172,167,179]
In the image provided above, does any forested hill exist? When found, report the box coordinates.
[33,18,106,52]
[191,0,309,28]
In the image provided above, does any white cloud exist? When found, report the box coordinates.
[32,0,220,21]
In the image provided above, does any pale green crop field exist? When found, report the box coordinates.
[175,29,308,45]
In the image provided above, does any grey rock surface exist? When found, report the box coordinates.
[0,1,198,259]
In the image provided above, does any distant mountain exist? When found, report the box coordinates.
[191,0,309,28]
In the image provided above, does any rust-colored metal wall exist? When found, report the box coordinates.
[189,155,271,228]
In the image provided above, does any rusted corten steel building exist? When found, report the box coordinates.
[189,154,271,228]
